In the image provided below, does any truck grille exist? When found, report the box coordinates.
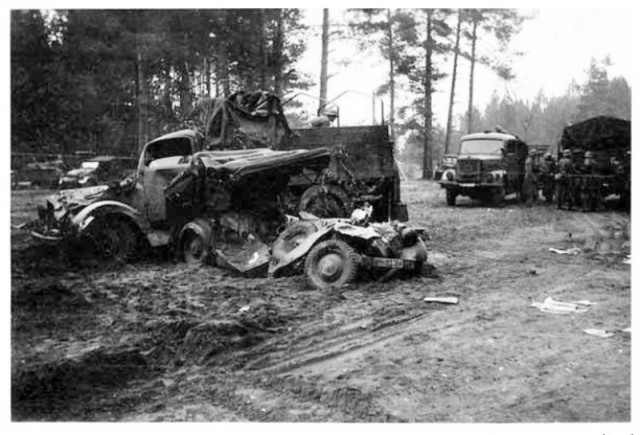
[456,159,481,182]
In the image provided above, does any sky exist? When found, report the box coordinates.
[294,7,633,128]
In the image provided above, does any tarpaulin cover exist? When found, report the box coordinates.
[185,91,294,150]
[560,116,630,152]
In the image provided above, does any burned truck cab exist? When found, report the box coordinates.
[438,131,527,206]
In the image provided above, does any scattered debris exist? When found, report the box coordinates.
[623,255,631,265]
[11,222,28,230]
[423,296,459,305]
[238,305,251,313]
[584,327,631,338]
[583,329,616,338]
[549,247,582,255]
[530,297,592,314]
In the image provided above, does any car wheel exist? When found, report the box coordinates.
[491,188,506,207]
[181,228,209,264]
[90,218,137,263]
[304,239,360,289]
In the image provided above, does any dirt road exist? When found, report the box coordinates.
[11,181,630,422]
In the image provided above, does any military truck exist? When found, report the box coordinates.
[557,116,630,211]
[31,91,407,266]
[437,129,528,206]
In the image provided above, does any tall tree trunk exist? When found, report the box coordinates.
[467,16,478,134]
[216,40,231,97]
[386,8,395,141]
[136,36,148,154]
[422,10,434,180]
[179,60,192,118]
[319,8,329,112]
[205,57,211,97]
[273,9,285,96]
[444,9,462,154]
[162,64,173,123]
[258,9,268,90]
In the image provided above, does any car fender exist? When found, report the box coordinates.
[441,168,456,182]
[268,221,335,277]
[70,200,148,235]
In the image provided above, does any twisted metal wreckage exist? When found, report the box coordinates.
[31,91,424,285]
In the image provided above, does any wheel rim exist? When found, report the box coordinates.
[316,252,344,282]
[184,232,205,264]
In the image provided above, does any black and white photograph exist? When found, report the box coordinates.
[8,3,633,428]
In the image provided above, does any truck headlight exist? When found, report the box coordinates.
[446,172,454,181]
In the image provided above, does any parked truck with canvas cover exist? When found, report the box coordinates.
[438,130,528,206]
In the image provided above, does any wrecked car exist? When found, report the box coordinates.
[31,91,408,265]
[32,128,335,263]
[268,209,428,289]
[58,156,125,189]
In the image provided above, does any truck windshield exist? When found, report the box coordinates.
[459,139,504,155]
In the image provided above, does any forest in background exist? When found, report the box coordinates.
[11,9,631,178]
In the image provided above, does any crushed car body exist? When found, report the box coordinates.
[269,209,428,289]
[31,90,408,267]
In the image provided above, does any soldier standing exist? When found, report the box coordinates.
[523,149,537,207]
[582,151,598,174]
[540,153,557,202]
[556,149,575,209]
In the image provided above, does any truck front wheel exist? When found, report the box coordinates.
[446,188,457,206]
[491,187,506,206]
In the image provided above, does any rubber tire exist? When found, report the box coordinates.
[491,188,505,207]
[304,239,360,289]
[181,228,209,265]
[445,189,457,206]
[90,218,137,263]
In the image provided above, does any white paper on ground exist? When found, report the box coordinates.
[530,296,590,314]
[424,296,459,305]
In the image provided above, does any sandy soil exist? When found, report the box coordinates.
[10,181,630,422]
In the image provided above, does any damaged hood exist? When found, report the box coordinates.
[46,185,111,214]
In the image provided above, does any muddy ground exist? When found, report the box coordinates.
[10,182,630,422]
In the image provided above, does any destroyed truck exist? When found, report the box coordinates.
[31,91,407,264]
